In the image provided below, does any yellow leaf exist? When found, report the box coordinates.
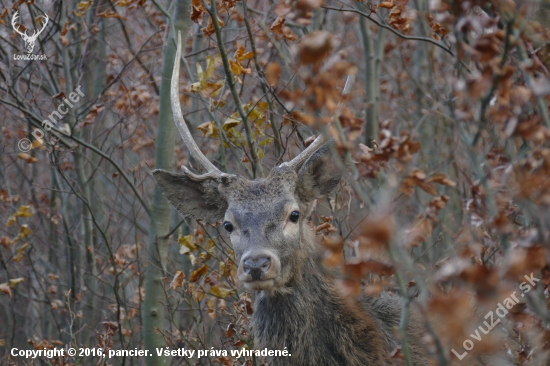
[77,0,92,11]
[15,205,32,218]
[170,271,185,289]
[12,252,24,262]
[205,55,215,79]
[229,60,242,75]
[18,225,32,239]
[209,285,234,299]
[6,215,16,227]
[16,242,29,253]
[223,115,241,131]
[9,278,24,288]
[234,46,254,62]
[197,63,206,84]
[178,234,198,254]
[258,138,273,147]
[196,122,218,138]
[190,82,201,92]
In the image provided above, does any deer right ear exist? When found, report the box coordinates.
[152,169,227,223]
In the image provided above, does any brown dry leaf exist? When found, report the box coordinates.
[430,173,456,187]
[170,270,185,290]
[296,31,333,65]
[404,217,432,248]
[504,246,548,280]
[97,9,124,19]
[0,236,11,249]
[379,0,396,8]
[0,283,12,299]
[17,153,38,164]
[189,265,209,282]
[265,62,282,86]
[296,0,323,11]
[344,259,395,278]
[358,214,395,253]
[270,16,285,37]
[201,17,223,37]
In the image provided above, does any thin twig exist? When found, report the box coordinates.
[322,5,454,57]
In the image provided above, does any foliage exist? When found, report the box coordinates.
[1,0,550,365]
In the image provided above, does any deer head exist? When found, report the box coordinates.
[12,11,49,54]
[153,33,342,294]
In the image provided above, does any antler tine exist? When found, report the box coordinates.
[11,11,25,36]
[279,132,328,171]
[34,13,49,37]
[172,31,222,177]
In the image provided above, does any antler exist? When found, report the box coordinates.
[172,31,223,179]
[29,13,49,40]
[11,11,26,37]
[279,133,328,171]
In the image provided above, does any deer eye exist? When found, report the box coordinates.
[289,211,300,223]
[223,221,234,233]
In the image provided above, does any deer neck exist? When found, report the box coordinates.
[251,246,390,365]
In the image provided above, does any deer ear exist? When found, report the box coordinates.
[152,169,227,223]
[295,143,342,203]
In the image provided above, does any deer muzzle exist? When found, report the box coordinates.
[238,250,281,291]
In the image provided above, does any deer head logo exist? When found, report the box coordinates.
[11,11,49,54]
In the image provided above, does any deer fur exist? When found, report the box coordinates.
[154,147,428,365]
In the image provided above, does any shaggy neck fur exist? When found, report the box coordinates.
[251,228,394,366]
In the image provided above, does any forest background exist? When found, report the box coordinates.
[1,0,550,365]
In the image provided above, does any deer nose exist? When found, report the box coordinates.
[243,257,271,281]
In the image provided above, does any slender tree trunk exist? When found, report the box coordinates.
[143,1,192,364]
[357,8,385,147]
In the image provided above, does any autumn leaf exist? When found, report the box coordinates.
[196,122,219,139]
[234,46,254,62]
[9,278,24,287]
[18,225,32,239]
[0,283,12,299]
[265,62,282,86]
[6,205,32,227]
[189,265,209,283]
[170,271,185,289]
[0,236,11,249]
[209,285,234,299]
[17,153,37,163]
[296,31,333,64]
[223,115,242,131]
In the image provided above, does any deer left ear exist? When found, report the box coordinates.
[295,143,342,204]
[152,169,227,223]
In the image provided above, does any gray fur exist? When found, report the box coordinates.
[153,144,429,365]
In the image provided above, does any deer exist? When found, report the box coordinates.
[11,11,49,54]
[152,33,430,365]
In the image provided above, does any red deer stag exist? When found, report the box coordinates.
[153,33,429,366]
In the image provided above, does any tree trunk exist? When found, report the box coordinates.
[143,1,192,364]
